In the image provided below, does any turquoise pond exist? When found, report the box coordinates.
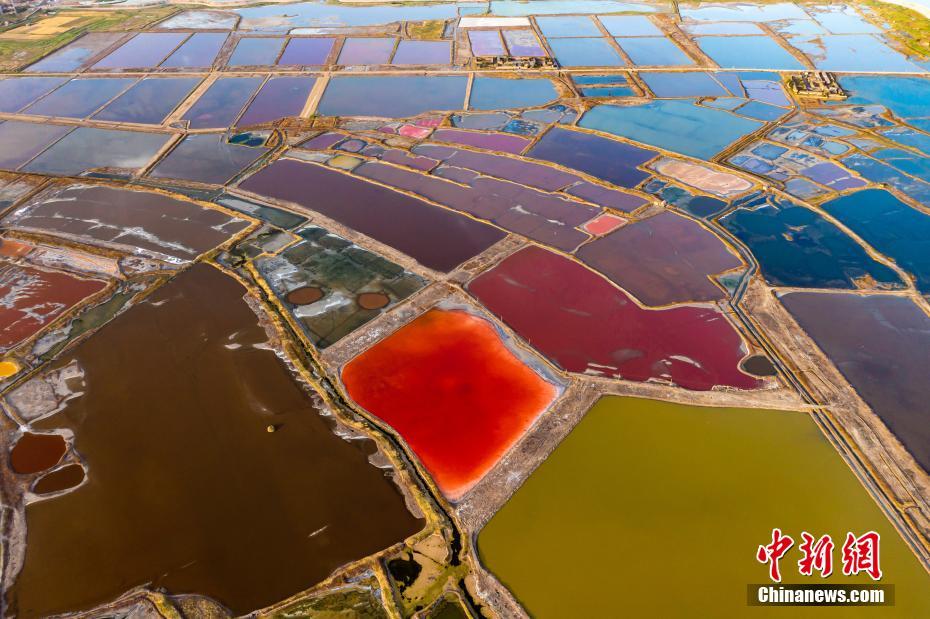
[820,189,930,295]
[791,34,922,73]
[599,14,661,36]
[579,100,762,160]
[535,15,600,38]
[696,36,805,70]
[839,76,930,120]
[548,38,626,67]
[616,37,693,66]
[641,71,729,98]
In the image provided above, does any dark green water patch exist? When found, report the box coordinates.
[256,225,427,348]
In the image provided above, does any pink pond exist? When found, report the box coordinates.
[468,246,761,391]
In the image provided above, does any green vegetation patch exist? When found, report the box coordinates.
[862,0,930,58]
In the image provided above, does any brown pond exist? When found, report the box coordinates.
[10,432,67,474]
[286,284,323,305]
[32,464,85,495]
[357,291,390,310]
[7,264,422,617]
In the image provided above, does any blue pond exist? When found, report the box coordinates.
[536,15,600,37]
[641,71,729,98]
[235,1,465,30]
[599,15,661,36]
[548,38,625,67]
[839,76,930,120]
[318,75,467,117]
[490,1,658,16]
[580,100,763,160]
[721,193,903,290]
[821,189,930,295]
[697,36,804,70]
[842,153,930,205]
[791,34,921,73]
[616,37,693,66]
[469,77,559,111]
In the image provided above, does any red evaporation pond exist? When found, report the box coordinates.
[342,309,558,500]
[468,246,761,391]
[582,213,626,236]
[0,262,106,351]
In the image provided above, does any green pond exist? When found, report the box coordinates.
[478,397,930,618]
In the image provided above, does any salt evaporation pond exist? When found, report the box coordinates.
[21,127,170,176]
[468,77,558,111]
[92,77,201,125]
[781,291,930,473]
[235,1,466,31]
[236,76,316,126]
[92,32,188,69]
[182,76,263,129]
[617,36,694,66]
[721,193,903,290]
[239,158,504,272]
[318,76,467,118]
[6,264,422,616]
[820,189,930,295]
[161,32,228,68]
[696,35,804,70]
[0,262,106,351]
[342,308,559,500]
[150,133,269,185]
[278,37,335,65]
[479,396,930,618]
[22,77,136,119]
[228,37,285,66]
[256,225,426,348]
[527,125,654,188]
[580,100,762,160]
[0,76,68,112]
[468,246,761,390]
[576,211,743,306]
[24,32,125,72]
[0,121,72,171]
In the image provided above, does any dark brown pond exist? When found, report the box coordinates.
[7,264,422,617]
[10,432,66,474]
[357,292,390,310]
[32,464,84,495]
[740,354,777,377]
[286,285,323,305]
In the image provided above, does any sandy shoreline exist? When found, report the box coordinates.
[875,0,930,18]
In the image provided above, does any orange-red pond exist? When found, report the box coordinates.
[342,308,560,500]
